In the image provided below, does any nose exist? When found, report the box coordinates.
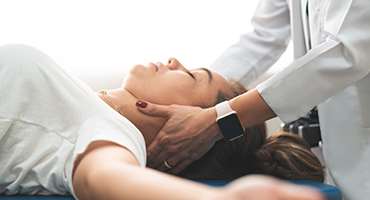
[167,57,186,71]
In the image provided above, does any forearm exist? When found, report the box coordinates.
[229,88,276,128]
[85,163,217,200]
[201,89,275,142]
[79,163,325,200]
[73,141,219,200]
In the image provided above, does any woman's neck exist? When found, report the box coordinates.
[98,88,165,146]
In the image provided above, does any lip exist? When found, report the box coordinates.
[154,62,162,72]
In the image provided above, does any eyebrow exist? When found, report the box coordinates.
[199,68,212,82]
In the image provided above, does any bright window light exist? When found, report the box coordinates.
[0,0,291,90]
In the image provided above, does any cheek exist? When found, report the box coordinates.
[124,74,198,105]
[149,84,192,105]
[150,80,196,105]
[128,64,149,76]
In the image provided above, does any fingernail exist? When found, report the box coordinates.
[136,101,147,108]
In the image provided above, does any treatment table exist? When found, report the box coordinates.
[0,179,342,200]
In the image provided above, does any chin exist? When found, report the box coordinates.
[129,64,157,77]
[129,64,144,73]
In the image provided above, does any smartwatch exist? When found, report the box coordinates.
[215,101,245,141]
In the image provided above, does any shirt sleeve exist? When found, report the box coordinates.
[67,114,147,199]
[257,0,370,123]
[209,0,291,86]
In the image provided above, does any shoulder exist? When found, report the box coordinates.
[76,115,147,166]
[0,44,46,63]
[0,44,74,92]
[0,44,61,76]
[72,140,139,199]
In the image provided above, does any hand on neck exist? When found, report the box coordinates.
[98,88,166,146]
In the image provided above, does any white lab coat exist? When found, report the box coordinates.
[210,0,370,199]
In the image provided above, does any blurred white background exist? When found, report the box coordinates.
[0,0,291,91]
[1,0,289,134]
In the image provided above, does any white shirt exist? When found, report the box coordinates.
[210,0,370,199]
[0,44,146,198]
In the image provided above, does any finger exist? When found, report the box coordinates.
[147,147,174,169]
[157,159,176,172]
[146,133,174,168]
[146,132,165,164]
[148,138,187,169]
[135,101,171,118]
[166,143,214,174]
[168,158,193,175]
[157,154,186,173]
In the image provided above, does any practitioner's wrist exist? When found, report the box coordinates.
[203,107,223,142]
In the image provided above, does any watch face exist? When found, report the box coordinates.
[217,113,244,141]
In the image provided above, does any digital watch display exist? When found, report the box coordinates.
[215,101,245,141]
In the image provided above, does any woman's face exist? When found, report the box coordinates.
[123,58,233,107]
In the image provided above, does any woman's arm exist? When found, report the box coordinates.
[72,141,214,200]
[72,140,323,200]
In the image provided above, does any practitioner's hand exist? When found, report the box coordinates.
[207,175,326,200]
[136,101,223,174]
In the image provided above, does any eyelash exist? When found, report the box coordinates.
[187,71,195,79]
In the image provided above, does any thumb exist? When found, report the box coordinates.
[135,101,170,118]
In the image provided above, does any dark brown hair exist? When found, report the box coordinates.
[247,131,324,182]
[178,123,267,180]
[178,80,325,183]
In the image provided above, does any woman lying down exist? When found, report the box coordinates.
[0,44,325,200]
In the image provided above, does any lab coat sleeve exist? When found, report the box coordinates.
[257,0,370,123]
[209,0,291,86]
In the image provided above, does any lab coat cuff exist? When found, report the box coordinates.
[256,81,305,124]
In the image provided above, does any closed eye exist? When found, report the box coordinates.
[187,71,195,79]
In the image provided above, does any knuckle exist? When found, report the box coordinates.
[168,104,182,112]
[159,135,171,145]
[167,145,179,154]
[177,152,190,160]
[147,104,159,114]
[148,143,162,153]
[175,165,186,172]
[177,161,191,172]
[168,104,177,109]
[153,144,162,152]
